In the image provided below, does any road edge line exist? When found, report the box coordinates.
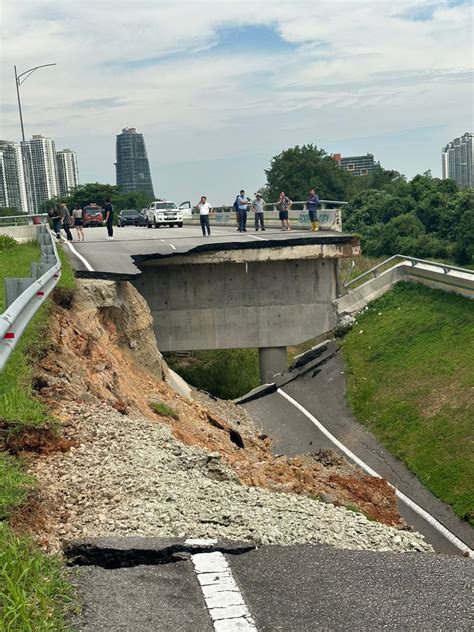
[65,241,95,272]
[277,388,473,558]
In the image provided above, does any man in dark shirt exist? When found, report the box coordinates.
[104,198,114,240]
[307,188,320,231]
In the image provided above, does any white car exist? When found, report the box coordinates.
[146,200,191,228]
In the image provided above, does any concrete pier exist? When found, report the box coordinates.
[259,347,288,383]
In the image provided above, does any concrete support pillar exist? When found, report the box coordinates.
[259,346,287,384]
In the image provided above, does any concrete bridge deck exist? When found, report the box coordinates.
[63,224,358,278]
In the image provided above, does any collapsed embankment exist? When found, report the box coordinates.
[17,279,432,553]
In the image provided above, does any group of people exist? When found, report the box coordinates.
[48,203,86,242]
[48,198,115,242]
[195,188,321,237]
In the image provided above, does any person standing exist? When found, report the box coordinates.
[49,205,62,240]
[252,193,266,231]
[196,195,212,236]
[307,188,320,231]
[277,191,292,231]
[72,203,85,241]
[236,189,250,232]
[60,203,73,241]
[104,198,114,240]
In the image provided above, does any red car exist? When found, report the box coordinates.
[83,204,104,227]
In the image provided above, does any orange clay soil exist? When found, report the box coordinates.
[29,281,404,527]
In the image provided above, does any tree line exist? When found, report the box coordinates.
[261,144,473,265]
[44,183,153,216]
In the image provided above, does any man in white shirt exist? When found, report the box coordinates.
[196,195,212,236]
[236,189,250,232]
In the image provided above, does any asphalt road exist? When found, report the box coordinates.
[70,538,472,631]
[242,343,474,557]
[62,224,353,277]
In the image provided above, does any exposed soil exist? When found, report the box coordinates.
[28,280,405,534]
[2,425,77,456]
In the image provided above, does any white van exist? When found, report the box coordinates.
[146,200,191,228]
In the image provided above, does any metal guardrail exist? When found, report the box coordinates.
[0,213,49,226]
[343,254,474,289]
[0,225,61,371]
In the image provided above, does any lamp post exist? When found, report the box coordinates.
[14,63,56,213]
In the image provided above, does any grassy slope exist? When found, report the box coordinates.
[341,282,474,524]
[0,239,75,631]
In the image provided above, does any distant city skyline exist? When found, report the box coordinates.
[0,133,80,213]
[1,1,472,204]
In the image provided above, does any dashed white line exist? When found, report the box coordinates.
[185,539,257,631]
[277,388,473,557]
[65,241,95,272]
[244,233,267,242]
[160,239,176,250]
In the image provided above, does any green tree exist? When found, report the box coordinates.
[264,144,353,201]
[44,182,153,213]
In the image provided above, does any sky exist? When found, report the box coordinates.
[1,0,473,204]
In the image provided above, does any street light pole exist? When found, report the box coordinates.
[14,63,56,213]
[14,66,26,143]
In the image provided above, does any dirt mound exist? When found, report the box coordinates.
[32,280,404,528]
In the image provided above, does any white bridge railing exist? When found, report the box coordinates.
[0,224,61,371]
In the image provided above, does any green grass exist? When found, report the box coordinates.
[151,401,180,420]
[0,238,77,630]
[56,245,76,291]
[0,524,74,632]
[166,348,260,399]
[0,237,76,429]
[0,453,35,520]
[0,237,41,312]
[341,282,474,524]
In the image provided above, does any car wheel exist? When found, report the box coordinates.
[178,222,183,228]
[154,219,158,228]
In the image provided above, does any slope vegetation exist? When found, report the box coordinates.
[341,282,474,525]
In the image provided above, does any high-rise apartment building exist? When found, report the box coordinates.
[25,135,59,209]
[0,140,28,213]
[56,148,79,196]
[332,153,380,176]
[115,127,155,197]
[442,132,473,189]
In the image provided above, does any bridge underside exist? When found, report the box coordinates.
[133,238,359,382]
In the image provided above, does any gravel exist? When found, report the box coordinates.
[34,403,433,554]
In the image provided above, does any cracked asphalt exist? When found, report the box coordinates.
[242,344,474,555]
[69,539,472,631]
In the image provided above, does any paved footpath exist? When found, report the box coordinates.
[69,538,472,631]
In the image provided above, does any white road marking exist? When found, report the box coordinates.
[277,388,473,557]
[160,239,176,250]
[185,539,257,631]
[244,233,267,241]
[65,241,94,272]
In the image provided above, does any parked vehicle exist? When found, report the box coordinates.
[83,204,104,227]
[117,209,140,227]
[179,201,192,219]
[146,200,187,228]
